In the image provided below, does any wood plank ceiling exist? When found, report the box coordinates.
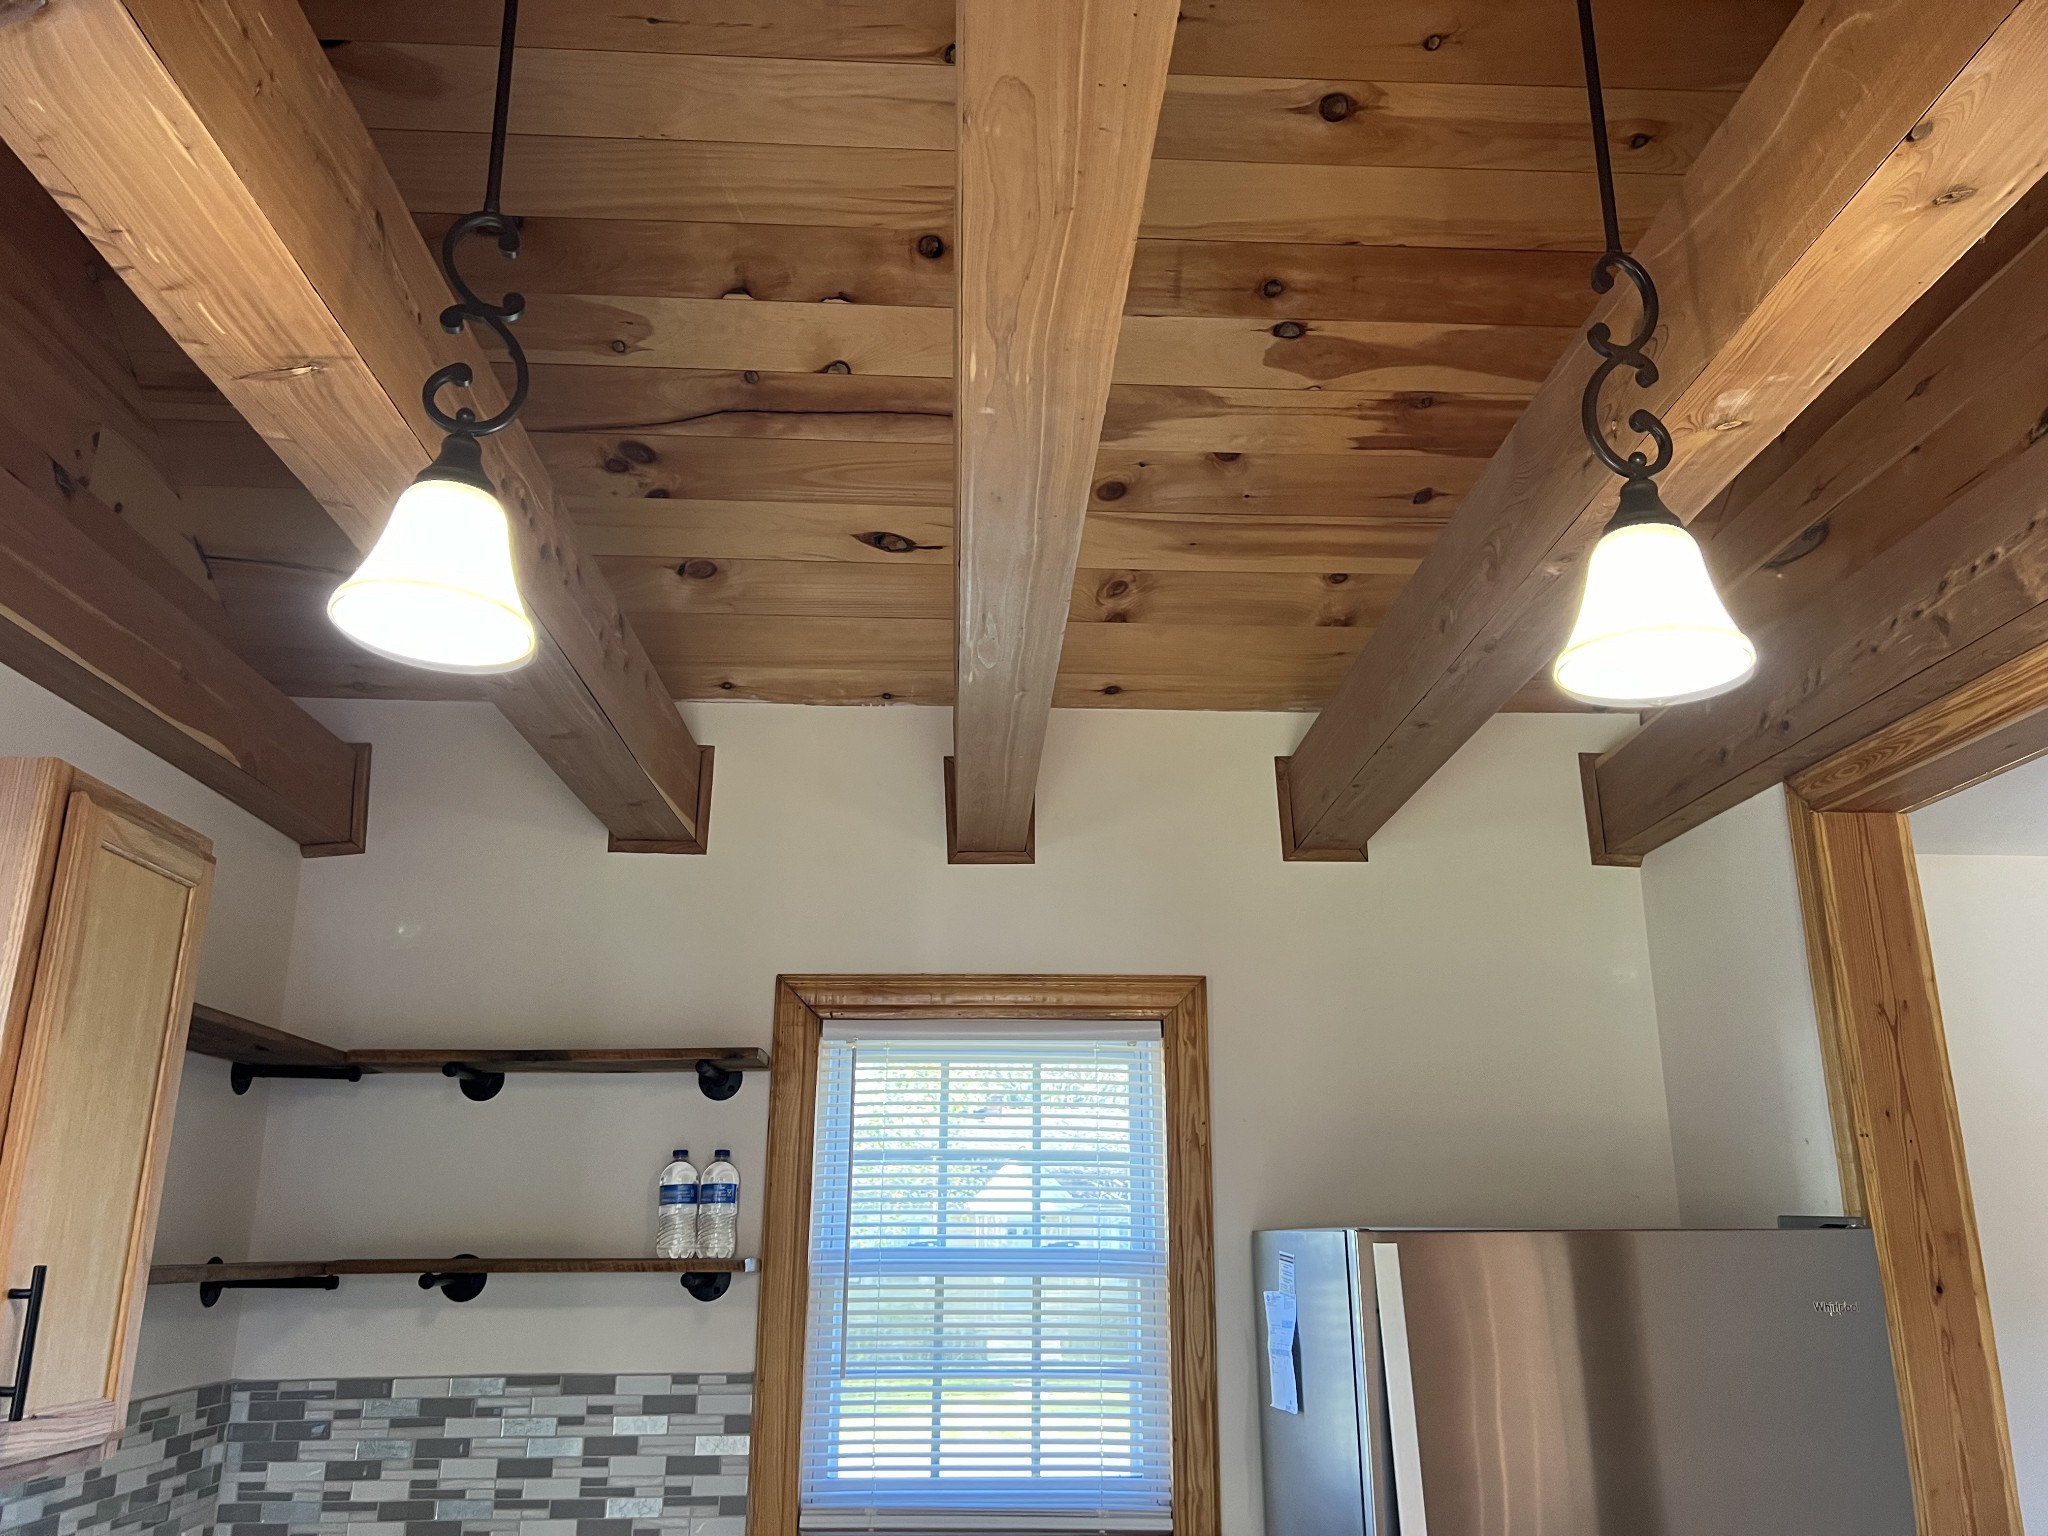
[150,0,1798,711]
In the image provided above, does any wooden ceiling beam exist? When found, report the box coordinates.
[1590,396,2048,859]
[948,0,1178,859]
[0,146,230,625]
[0,0,711,850]
[1276,0,2048,858]
[1589,167,2048,852]
[1702,183,2048,618]
[0,148,365,853]
[0,427,368,854]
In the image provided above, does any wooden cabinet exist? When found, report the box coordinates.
[0,760,213,1470]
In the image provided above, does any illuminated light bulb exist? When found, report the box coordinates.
[1553,480,1756,709]
[328,434,537,674]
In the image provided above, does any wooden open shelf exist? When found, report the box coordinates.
[186,1004,769,1077]
[150,1256,759,1285]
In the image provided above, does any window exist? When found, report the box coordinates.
[753,977,1216,1536]
[801,1024,1172,1531]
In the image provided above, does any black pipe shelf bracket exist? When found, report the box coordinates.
[694,1057,743,1101]
[231,1063,363,1095]
[419,1256,489,1303]
[680,1270,732,1301]
[197,1256,340,1308]
[441,1062,506,1102]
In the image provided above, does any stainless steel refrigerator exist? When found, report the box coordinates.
[1254,1228,1913,1535]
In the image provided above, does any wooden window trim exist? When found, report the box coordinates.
[749,975,1218,1536]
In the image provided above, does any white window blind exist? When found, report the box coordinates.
[800,1022,1173,1534]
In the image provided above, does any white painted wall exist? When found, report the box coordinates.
[1638,787,1842,1226]
[0,663,299,1394]
[1911,852,2048,1530]
[222,700,1675,1535]
[1913,751,2048,854]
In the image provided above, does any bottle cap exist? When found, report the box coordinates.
[714,1149,730,1159]
[672,1149,688,1158]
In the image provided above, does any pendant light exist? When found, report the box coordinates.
[328,0,538,674]
[1550,0,1756,709]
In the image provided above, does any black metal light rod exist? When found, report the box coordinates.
[1574,0,1675,510]
[420,0,529,442]
[1576,0,1623,258]
[483,0,520,216]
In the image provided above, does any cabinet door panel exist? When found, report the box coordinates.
[0,790,210,1455]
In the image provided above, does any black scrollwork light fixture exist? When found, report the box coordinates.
[328,0,538,674]
[1550,0,1756,708]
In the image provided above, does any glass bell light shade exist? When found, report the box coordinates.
[1553,482,1757,709]
[327,435,537,674]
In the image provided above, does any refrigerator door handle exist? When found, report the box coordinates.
[1371,1242,1429,1536]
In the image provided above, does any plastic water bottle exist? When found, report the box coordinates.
[656,1149,699,1259]
[698,1149,739,1259]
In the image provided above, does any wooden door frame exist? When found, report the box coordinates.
[748,974,1218,1536]
[1778,654,2042,1535]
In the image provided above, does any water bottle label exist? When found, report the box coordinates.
[659,1183,698,1206]
[701,1184,738,1204]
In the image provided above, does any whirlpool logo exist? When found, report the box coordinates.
[1814,1300,1861,1318]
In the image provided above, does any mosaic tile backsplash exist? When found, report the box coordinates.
[0,1383,228,1536]
[0,1376,751,1536]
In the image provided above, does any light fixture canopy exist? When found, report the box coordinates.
[330,0,539,674]
[1549,0,1756,710]
[327,434,537,674]
[1553,477,1757,708]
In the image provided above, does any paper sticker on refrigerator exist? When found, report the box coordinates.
[1264,1287,1300,1414]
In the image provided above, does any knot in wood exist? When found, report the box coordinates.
[858,530,920,554]
[679,560,719,580]
[1095,480,1129,501]
[620,439,658,464]
[917,234,947,259]
[1271,320,1307,340]
[1318,93,1354,123]
[1259,278,1287,299]
[821,359,853,374]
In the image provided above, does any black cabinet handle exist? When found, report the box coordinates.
[0,1265,47,1422]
